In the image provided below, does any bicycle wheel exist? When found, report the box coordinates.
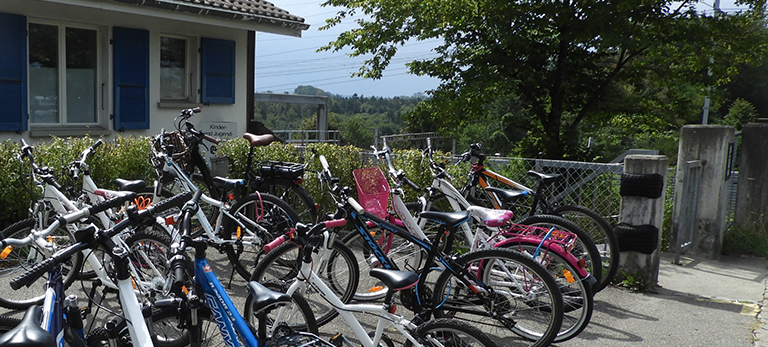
[0,218,83,310]
[505,243,593,342]
[432,248,563,347]
[249,240,358,327]
[243,280,319,335]
[222,192,300,280]
[516,214,603,288]
[552,205,618,293]
[123,225,190,298]
[340,229,425,301]
[405,318,499,347]
[257,182,318,224]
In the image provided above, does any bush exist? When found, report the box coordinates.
[0,136,156,229]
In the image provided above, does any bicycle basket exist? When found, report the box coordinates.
[151,131,192,173]
[352,167,390,219]
[258,161,305,181]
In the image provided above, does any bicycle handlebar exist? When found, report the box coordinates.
[9,191,191,289]
[263,218,347,253]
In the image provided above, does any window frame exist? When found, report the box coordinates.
[160,34,191,102]
[27,19,109,136]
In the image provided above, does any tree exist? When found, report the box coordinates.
[320,0,768,159]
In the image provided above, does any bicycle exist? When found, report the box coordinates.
[368,140,595,342]
[452,143,619,292]
[239,132,319,224]
[149,190,327,347]
[0,140,173,310]
[150,116,303,283]
[251,218,501,347]
[253,154,565,347]
[1,191,190,347]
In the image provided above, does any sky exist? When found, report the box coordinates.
[255,0,747,98]
[254,0,441,98]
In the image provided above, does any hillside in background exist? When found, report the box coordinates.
[254,85,427,148]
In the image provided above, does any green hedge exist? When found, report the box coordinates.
[0,136,457,229]
[0,136,156,229]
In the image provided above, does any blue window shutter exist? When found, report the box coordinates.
[201,38,235,104]
[113,27,149,130]
[0,12,28,132]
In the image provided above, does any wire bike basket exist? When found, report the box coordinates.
[151,131,192,174]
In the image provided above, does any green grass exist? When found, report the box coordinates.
[722,215,768,258]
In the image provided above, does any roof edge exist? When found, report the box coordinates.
[110,0,310,31]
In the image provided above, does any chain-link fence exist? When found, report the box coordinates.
[475,156,624,226]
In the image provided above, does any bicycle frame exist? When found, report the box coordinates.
[282,229,434,347]
[153,138,270,250]
[193,254,259,347]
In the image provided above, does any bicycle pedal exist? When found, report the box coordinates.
[329,333,348,347]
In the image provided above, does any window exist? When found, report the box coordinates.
[28,22,98,125]
[160,36,189,101]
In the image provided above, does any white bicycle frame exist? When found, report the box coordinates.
[281,229,429,347]
[152,145,271,249]
[5,210,154,347]
[24,149,168,296]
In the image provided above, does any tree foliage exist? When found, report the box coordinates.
[320,0,768,159]
[254,86,426,147]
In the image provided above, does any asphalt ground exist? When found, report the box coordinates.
[1,251,766,347]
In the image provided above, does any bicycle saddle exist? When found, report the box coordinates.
[247,281,291,313]
[484,186,529,203]
[114,178,147,192]
[526,170,564,185]
[243,133,275,148]
[0,306,55,347]
[369,268,418,291]
[419,210,471,229]
[213,177,246,191]
[466,205,514,228]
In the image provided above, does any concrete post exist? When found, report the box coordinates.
[735,120,768,226]
[674,125,735,259]
[620,155,668,286]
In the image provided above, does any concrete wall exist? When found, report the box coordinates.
[674,125,735,259]
[1,0,253,143]
[735,120,768,226]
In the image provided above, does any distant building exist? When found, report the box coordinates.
[0,0,308,142]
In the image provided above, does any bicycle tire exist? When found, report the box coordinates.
[339,229,424,301]
[552,205,618,293]
[0,315,21,333]
[93,306,196,347]
[432,248,563,347]
[123,226,194,299]
[256,181,318,224]
[516,214,603,288]
[405,318,499,347]
[505,243,594,342]
[222,192,301,280]
[0,218,83,310]
[249,240,359,327]
[243,280,319,336]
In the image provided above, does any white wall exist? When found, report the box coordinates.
[2,0,254,143]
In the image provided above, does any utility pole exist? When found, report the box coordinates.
[702,0,721,124]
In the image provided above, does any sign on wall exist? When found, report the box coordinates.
[200,121,238,139]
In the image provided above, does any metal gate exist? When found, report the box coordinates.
[674,160,703,263]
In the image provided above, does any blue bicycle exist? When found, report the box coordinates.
[150,190,328,347]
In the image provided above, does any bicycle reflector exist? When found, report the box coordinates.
[562,269,575,283]
[0,246,11,259]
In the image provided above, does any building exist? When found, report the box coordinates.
[0,0,308,142]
